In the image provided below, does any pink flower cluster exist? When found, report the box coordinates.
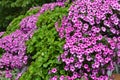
[49,68,57,74]
[54,0,120,80]
[0,2,65,79]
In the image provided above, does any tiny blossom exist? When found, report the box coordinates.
[69,57,74,63]
[84,64,88,69]
[60,75,64,80]
[101,27,106,32]
[94,62,100,68]
[117,51,120,58]
[113,37,117,42]
[74,62,79,68]
[71,73,78,79]
[118,37,120,42]
[64,65,69,71]
[50,76,58,80]
[105,57,111,63]
[65,58,71,65]
[97,34,103,40]
[86,56,92,61]
[51,68,57,73]
[110,28,116,34]
[70,65,75,72]
[104,20,111,27]
[117,43,120,49]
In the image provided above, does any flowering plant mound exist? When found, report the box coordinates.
[0,8,39,80]
[53,0,120,80]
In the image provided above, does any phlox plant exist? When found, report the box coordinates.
[52,0,120,80]
[0,6,39,80]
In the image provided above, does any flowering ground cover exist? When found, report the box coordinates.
[0,0,120,80]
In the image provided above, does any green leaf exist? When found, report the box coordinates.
[60,70,65,74]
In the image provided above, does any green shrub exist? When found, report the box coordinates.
[19,6,69,80]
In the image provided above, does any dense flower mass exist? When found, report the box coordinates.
[54,0,120,80]
[0,2,64,79]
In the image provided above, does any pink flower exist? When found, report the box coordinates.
[117,50,120,57]
[84,64,89,69]
[97,34,103,40]
[117,43,120,49]
[70,65,75,72]
[51,68,57,73]
[101,27,106,32]
[105,57,111,63]
[86,56,92,61]
[64,65,69,71]
[118,37,120,42]
[70,57,74,63]
[60,75,64,80]
[50,76,58,80]
[94,62,100,68]
[65,58,71,65]
[110,28,116,34]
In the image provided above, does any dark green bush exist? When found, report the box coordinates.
[0,0,56,31]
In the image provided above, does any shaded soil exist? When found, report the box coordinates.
[111,74,120,80]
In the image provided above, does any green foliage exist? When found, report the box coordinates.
[3,8,39,36]
[19,6,69,80]
[0,0,56,8]
[0,0,56,32]
[0,48,5,58]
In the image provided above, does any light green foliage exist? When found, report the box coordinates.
[19,6,69,80]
